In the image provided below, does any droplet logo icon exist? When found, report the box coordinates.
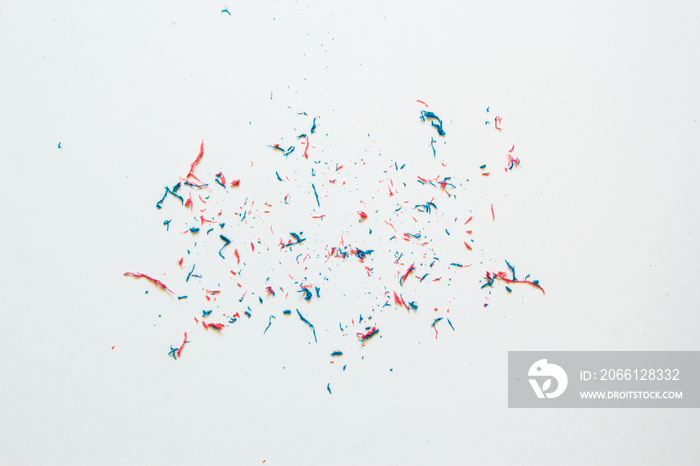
[528,359,568,399]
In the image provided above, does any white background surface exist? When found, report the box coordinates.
[1,1,699,465]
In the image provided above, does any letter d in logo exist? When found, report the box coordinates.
[528,359,568,399]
